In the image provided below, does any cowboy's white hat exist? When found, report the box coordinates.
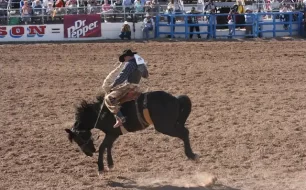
[123,21,128,24]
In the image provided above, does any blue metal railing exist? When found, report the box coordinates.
[155,13,213,39]
[155,12,304,39]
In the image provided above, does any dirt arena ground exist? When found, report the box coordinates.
[1,39,306,190]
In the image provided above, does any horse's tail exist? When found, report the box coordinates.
[177,95,192,125]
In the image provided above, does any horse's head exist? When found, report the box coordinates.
[65,99,103,157]
[65,124,96,157]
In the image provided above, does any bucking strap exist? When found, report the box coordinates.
[135,93,153,129]
[143,108,153,125]
[142,92,153,125]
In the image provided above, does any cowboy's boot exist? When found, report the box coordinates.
[114,111,126,128]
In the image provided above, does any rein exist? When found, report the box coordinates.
[92,99,106,141]
[93,99,106,130]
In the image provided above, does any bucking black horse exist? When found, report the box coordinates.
[65,90,199,175]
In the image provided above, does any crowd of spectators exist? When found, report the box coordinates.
[0,0,305,40]
[0,0,160,24]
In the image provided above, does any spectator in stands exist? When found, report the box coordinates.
[244,7,254,38]
[32,0,43,23]
[102,0,111,11]
[119,21,131,40]
[0,0,8,22]
[43,0,52,8]
[102,0,113,22]
[88,0,99,14]
[46,1,54,16]
[232,0,245,28]
[134,0,143,13]
[187,7,201,39]
[257,7,264,38]
[166,0,177,38]
[142,13,154,40]
[0,0,7,6]
[20,0,25,13]
[149,0,158,16]
[21,1,32,24]
[66,0,77,7]
[204,0,216,13]
[123,0,132,13]
[123,0,132,7]
[52,0,65,18]
[54,0,64,7]
[112,0,122,13]
[0,0,7,10]
[33,0,42,13]
[281,0,295,7]
[66,0,77,14]
[31,0,37,8]
[280,3,293,30]
[140,0,146,6]
[227,6,237,38]
[204,0,217,39]
[296,0,304,10]
[144,0,153,14]
[236,0,245,14]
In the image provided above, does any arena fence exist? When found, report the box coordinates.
[0,6,305,41]
[155,12,304,39]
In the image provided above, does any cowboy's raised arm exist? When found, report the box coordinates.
[111,61,137,88]
[138,64,149,78]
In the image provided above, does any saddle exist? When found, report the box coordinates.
[118,89,142,105]
[116,89,153,134]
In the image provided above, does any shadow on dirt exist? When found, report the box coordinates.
[107,176,240,190]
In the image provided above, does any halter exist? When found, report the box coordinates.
[70,127,94,149]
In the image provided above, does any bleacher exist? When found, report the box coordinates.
[0,0,304,26]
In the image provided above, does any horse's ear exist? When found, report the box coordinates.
[96,92,105,103]
[65,128,72,134]
[65,129,74,143]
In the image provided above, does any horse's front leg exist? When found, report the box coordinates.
[97,138,107,175]
[106,135,119,169]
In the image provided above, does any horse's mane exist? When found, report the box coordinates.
[75,92,106,123]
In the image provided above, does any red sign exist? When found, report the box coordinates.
[64,14,101,38]
[0,26,46,38]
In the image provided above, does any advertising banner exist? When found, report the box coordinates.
[0,25,46,38]
[64,14,101,38]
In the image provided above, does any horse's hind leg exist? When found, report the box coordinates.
[150,97,197,161]
[175,125,198,161]
[155,123,198,161]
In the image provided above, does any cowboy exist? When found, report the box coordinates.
[104,49,149,128]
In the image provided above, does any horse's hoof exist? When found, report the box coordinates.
[98,168,109,176]
[193,154,200,162]
[104,166,110,172]
[108,165,114,169]
[98,170,103,176]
